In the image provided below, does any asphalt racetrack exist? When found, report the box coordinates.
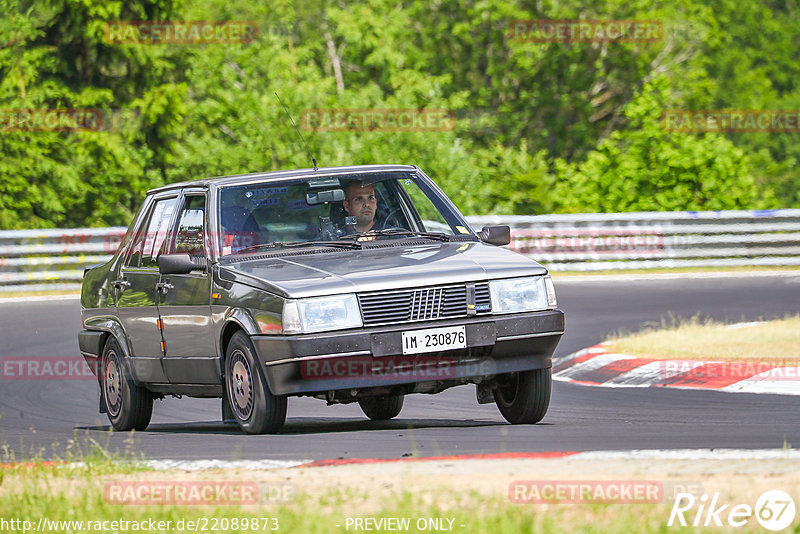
[1,273,799,462]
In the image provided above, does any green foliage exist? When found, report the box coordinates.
[0,0,186,228]
[0,0,798,228]
[552,78,767,212]
[454,141,556,216]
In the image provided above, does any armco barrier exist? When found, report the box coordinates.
[1,209,799,292]
[0,227,126,292]
[469,209,800,271]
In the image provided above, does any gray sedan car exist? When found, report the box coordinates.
[79,165,564,434]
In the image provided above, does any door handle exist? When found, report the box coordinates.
[156,282,174,293]
[112,279,130,290]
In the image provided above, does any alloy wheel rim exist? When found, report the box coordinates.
[104,351,122,417]
[229,349,253,420]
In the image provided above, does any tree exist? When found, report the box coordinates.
[552,78,767,212]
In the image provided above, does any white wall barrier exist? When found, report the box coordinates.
[1,209,799,292]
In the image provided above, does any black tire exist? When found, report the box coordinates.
[101,337,153,431]
[221,391,236,425]
[359,395,404,420]
[225,331,287,434]
[494,368,551,424]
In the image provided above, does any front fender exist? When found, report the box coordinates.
[218,308,286,394]
[221,308,261,339]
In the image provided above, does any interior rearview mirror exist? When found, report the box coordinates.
[306,189,345,205]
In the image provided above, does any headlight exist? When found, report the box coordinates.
[282,294,363,334]
[489,276,551,314]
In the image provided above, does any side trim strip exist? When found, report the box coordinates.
[265,350,372,367]
[496,330,564,341]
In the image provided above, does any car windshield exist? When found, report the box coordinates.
[218,171,475,256]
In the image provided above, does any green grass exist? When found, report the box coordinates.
[1,429,148,475]
[0,472,719,534]
[605,314,800,363]
[2,432,795,533]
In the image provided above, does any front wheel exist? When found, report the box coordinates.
[359,395,404,420]
[101,337,153,431]
[225,332,287,434]
[494,368,551,424]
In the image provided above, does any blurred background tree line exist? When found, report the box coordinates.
[0,0,798,228]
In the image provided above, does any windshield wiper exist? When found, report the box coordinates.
[235,239,361,254]
[340,229,452,242]
[282,239,362,249]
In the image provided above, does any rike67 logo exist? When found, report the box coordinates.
[668,490,796,531]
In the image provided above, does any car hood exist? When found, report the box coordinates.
[218,241,547,298]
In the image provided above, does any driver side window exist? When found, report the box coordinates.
[173,196,207,257]
[140,197,179,268]
[398,179,455,234]
[124,197,178,268]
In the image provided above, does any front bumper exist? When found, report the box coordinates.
[251,309,564,396]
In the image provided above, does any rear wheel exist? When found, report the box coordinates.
[225,331,287,434]
[359,395,404,420]
[101,337,153,431]
[494,368,551,424]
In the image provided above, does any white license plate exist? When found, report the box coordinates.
[401,326,466,355]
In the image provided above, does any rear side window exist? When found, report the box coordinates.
[140,197,179,268]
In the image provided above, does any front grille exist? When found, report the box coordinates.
[358,282,491,326]
[475,283,491,311]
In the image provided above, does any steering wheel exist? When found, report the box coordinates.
[381,208,407,230]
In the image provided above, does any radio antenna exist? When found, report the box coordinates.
[275,92,318,171]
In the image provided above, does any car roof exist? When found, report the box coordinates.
[147,164,418,194]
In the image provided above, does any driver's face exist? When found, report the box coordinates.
[343,183,377,229]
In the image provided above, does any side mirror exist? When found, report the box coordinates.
[479,225,511,246]
[159,253,204,275]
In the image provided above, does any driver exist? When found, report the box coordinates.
[342,181,379,233]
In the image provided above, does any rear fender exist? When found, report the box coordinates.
[82,317,140,385]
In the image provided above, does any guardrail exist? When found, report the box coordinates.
[0,227,126,292]
[1,209,799,292]
[469,209,800,271]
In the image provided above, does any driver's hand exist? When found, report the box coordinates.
[357,231,376,242]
